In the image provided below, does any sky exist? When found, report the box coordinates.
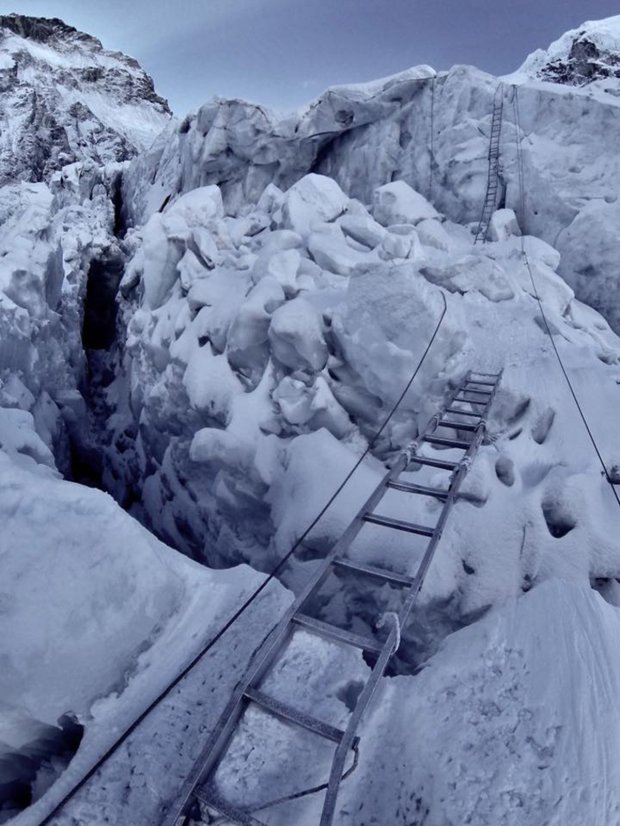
[2,0,620,115]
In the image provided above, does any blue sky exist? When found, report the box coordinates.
[3,1,620,114]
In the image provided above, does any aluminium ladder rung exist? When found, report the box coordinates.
[445,407,482,417]
[470,371,500,378]
[453,395,487,404]
[461,387,492,396]
[438,419,479,432]
[465,379,496,386]
[292,613,384,654]
[195,784,264,826]
[387,480,449,499]
[244,686,348,745]
[408,455,459,470]
[333,557,413,587]
[362,512,435,536]
[423,434,472,450]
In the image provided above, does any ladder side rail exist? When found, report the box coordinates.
[318,371,497,826]
[318,624,399,826]
[318,437,475,826]
[403,370,501,614]
[402,420,487,616]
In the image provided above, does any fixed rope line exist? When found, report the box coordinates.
[206,743,359,825]
[429,76,436,203]
[38,291,448,826]
[512,85,620,508]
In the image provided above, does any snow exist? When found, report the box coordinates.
[307,226,369,275]
[92,159,620,821]
[488,207,522,241]
[373,180,440,226]
[269,297,329,373]
[0,421,289,824]
[279,173,349,235]
[514,15,620,81]
[334,579,620,826]
[122,49,620,335]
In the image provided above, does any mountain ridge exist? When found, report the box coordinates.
[0,13,172,185]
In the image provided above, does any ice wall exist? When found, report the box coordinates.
[124,64,620,332]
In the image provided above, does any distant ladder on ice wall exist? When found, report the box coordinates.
[164,370,503,826]
[474,83,504,243]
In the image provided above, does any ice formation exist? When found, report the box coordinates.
[3,11,620,826]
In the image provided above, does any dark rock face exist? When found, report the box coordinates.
[0,14,172,184]
[0,14,101,47]
[539,35,620,85]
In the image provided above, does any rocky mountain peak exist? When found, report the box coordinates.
[515,16,620,86]
[0,13,99,46]
[0,14,172,185]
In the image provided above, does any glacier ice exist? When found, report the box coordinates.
[5,11,620,826]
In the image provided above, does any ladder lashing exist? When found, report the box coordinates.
[163,369,503,826]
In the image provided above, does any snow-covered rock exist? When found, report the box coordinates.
[488,208,521,242]
[514,15,620,87]
[279,173,349,235]
[269,297,328,373]
[339,205,387,249]
[373,180,440,226]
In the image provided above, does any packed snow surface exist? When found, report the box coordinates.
[0,415,290,825]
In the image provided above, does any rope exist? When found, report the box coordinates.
[38,291,448,825]
[512,85,620,508]
[239,741,360,819]
[429,76,436,203]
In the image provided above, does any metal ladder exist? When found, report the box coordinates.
[164,370,502,826]
[474,84,504,243]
